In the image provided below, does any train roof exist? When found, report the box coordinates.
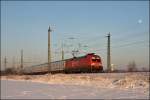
[26,53,99,68]
[67,53,100,60]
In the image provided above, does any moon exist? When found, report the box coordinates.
[138,19,142,24]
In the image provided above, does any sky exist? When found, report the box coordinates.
[1,1,149,70]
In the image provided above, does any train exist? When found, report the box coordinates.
[22,53,103,74]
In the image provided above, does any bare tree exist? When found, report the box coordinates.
[127,61,137,72]
[141,67,148,72]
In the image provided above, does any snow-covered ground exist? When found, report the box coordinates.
[1,72,149,99]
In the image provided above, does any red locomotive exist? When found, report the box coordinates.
[23,53,103,74]
[65,53,103,73]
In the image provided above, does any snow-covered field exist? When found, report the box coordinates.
[1,72,149,99]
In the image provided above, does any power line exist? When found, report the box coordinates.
[112,40,149,48]
[88,40,148,54]
[59,32,148,55]
[112,32,148,45]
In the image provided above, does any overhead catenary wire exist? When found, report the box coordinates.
[112,32,149,45]
[52,39,148,57]
[61,31,148,51]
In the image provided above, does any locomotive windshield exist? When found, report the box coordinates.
[92,59,96,61]
[92,57,100,62]
[92,59,100,62]
[96,59,100,62]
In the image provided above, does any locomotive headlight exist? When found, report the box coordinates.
[91,63,95,66]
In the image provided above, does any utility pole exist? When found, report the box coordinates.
[12,56,15,69]
[20,49,23,70]
[12,56,16,74]
[106,33,111,72]
[48,26,52,73]
[61,43,64,60]
[0,49,2,70]
[4,56,7,71]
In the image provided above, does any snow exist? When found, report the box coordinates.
[1,72,149,99]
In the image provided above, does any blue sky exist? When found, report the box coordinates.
[1,1,149,70]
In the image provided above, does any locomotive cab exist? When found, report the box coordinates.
[90,55,103,72]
